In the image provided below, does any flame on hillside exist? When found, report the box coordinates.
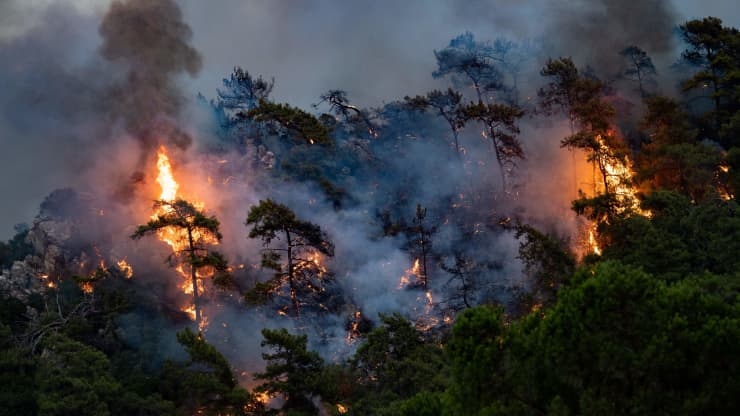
[579,133,649,256]
[116,259,133,278]
[398,259,420,288]
[151,146,213,332]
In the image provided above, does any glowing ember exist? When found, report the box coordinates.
[398,259,421,288]
[182,304,196,321]
[81,282,94,294]
[336,404,348,414]
[588,226,601,256]
[116,259,133,278]
[255,392,270,405]
[39,274,56,288]
[300,253,328,277]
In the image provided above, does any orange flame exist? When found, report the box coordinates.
[116,259,133,279]
[156,146,178,202]
[152,146,213,331]
[588,225,601,256]
[398,259,421,288]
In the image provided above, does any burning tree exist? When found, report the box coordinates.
[246,199,335,316]
[131,199,230,328]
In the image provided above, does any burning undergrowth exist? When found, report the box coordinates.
[0,0,660,395]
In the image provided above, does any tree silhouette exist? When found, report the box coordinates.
[460,101,525,193]
[619,46,657,98]
[246,199,335,316]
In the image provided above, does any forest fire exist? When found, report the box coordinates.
[580,133,648,256]
[594,134,644,215]
[398,259,421,288]
[150,146,215,331]
[588,226,602,256]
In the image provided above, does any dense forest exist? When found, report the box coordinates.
[2,1,740,415]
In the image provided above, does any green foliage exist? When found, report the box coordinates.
[514,262,740,414]
[254,328,324,413]
[0,324,37,416]
[436,262,740,415]
[247,100,331,145]
[159,328,249,415]
[636,96,721,201]
[350,314,446,414]
[177,328,236,388]
[444,306,508,415]
[678,17,740,145]
[0,224,33,269]
[36,333,174,416]
[514,223,575,307]
[600,191,740,279]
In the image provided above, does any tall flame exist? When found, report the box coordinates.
[581,134,648,256]
[152,145,210,331]
[156,146,178,202]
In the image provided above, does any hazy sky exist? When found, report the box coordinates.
[0,0,738,239]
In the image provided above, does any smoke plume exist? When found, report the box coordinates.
[99,0,202,192]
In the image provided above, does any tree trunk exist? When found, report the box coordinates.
[285,230,299,316]
[490,130,508,194]
[187,228,201,328]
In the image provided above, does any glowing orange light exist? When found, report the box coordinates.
[116,259,133,278]
[151,146,214,331]
[588,226,601,256]
[398,259,420,288]
[156,146,178,202]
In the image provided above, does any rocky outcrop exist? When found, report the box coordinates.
[0,260,47,301]
[0,217,81,301]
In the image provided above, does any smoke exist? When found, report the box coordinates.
[2,0,739,237]
[2,0,740,394]
[545,0,678,74]
[97,0,202,200]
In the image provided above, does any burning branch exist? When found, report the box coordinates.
[132,198,229,330]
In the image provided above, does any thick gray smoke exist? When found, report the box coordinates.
[2,0,739,237]
[99,0,201,151]
[545,0,678,73]
[98,0,202,200]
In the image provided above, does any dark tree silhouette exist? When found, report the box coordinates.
[246,199,335,316]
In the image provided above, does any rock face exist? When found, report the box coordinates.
[25,218,78,278]
[0,217,79,300]
[0,260,46,301]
